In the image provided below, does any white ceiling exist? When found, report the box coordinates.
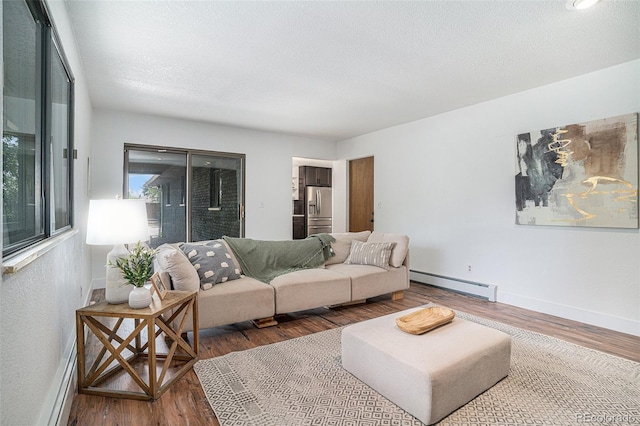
[64,0,640,141]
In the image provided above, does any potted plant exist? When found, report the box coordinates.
[112,242,157,308]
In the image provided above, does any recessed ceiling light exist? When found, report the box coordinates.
[566,0,601,10]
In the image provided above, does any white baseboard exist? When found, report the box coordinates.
[37,333,77,426]
[410,270,497,302]
[37,282,93,426]
[92,277,106,289]
[499,291,640,337]
[57,365,77,426]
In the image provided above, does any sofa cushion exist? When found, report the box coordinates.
[326,230,371,265]
[155,243,200,292]
[367,232,410,268]
[327,263,409,300]
[181,241,241,290]
[345,240,395,270]
[270,268,351,314]
[175,276,275,333]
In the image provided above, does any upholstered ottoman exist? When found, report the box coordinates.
[341,306,511,425]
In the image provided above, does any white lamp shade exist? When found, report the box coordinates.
[86,199,150,245]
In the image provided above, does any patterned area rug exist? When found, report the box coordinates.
[194,309,640,425]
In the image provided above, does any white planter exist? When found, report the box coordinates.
[128,286,151,309]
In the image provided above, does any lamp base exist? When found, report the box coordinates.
[105,281,132,304]
[105,244,132,304]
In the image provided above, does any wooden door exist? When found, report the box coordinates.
[349,156,374,232]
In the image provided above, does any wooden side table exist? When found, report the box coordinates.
[76,290,199,400]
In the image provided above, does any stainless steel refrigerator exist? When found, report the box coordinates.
[306,186,332,236]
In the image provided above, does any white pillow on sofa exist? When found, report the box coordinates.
[344,240,395,270]
[326,230,371,265]
[155,243,200,292]
[367,232,410,268]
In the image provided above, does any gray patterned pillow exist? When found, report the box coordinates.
[344,240,396,270]
[181,240,241,290]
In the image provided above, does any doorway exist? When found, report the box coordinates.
[349,156,374,232]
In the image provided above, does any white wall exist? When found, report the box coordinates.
[337,60,640,336]
[89,110,337,284]
[0,1,93,425]
[331,159,348,232]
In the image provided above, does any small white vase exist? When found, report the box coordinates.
[128,286,151,309]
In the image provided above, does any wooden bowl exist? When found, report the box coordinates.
[396,306,455,335]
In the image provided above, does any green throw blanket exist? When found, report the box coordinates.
[223,234,335,283]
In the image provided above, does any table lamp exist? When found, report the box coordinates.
[86,198,151,304]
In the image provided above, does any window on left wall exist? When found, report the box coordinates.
[2,0,74,259]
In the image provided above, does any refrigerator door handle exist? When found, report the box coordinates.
[317,190,321,214]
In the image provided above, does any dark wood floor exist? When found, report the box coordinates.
[68,282,640,426]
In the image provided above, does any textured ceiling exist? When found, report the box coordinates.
[64,0,640,141]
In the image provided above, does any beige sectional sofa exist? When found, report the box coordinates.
[154,231,410,334]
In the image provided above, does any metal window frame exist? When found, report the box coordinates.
[1,0,75,259]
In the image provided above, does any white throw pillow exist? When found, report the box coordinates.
[155,244,200,292]
[344,240,395,270]
[367,232,409,268]
[325,231,372,265]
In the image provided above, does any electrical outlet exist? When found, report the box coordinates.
[467,265,472,272]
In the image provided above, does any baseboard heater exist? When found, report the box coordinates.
[410,270,497,302]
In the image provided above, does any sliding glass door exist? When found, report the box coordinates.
[124,146,244,247]
[125,148,187,246]
[190,153,244,241]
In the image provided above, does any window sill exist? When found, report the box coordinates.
[2,229,79,275]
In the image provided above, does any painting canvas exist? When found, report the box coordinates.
[515,113,638,228]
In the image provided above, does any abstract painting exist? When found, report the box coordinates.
[515,113,638,228]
